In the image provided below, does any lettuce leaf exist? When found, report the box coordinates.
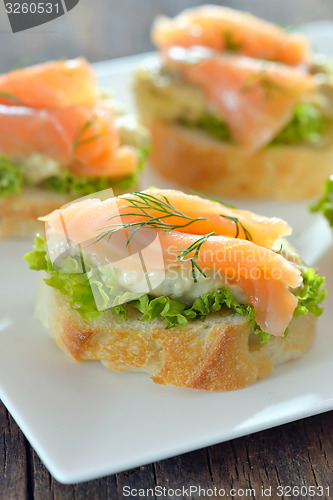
[130,287,271,341]
[181,113,231,142]
[310,177,333,227]
[24,236,104,321]
[24,234,48,271]
[294,267,327,317]
[182,102,326,146]
[24,237,326,343]
[0,156,24,197]
[43,172,113,196]
[270,102,326,146]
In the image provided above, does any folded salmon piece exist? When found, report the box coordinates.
[0,103,138,178]
[165,47,317,151]
[0,58,97,109]
[153,5,311,66]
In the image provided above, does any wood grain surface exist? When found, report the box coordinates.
[1,0,333,497]
[1,405,332,499]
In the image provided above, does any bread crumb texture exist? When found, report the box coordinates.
[37,281,316,391]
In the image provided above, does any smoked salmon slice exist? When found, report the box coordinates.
[41,189,302,337]
[0,58,97,109]
[165,47,317,150]
[42,188,291,248]
[158,230,300,336]
[152,5,311,66]
[116,189,291,248]
[0,104,138,178]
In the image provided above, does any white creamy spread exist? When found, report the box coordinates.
[115,114,150,148]
[22,153,63,184]
[101,92,150,147]
[116,267,248,305]
[46,228,248,305]
[133,58,209,124]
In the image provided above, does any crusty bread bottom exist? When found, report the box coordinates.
[36,279,316,391]
[0,188,72,239]
[149,121,333,200]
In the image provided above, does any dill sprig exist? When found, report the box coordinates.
[0,91,23,105]
[95,191,252,283]
[170,232,215,282]
[95,192,210,281]
[219,214,252,241]
[189,190,252,240]
[241,71,287,99]
[96,191,208,246]
[224,31,243,52]
[73,118,102,152]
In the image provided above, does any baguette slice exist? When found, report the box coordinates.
[36,279,316,391]
[0,188,73,239]
[148,121,333,200]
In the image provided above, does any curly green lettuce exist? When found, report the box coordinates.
[24,236,326,343]
[182,102,326,146]
[271,102,326,146]
[294,267,327,317]
[0,156,24,197]
[310,177,333,227]
[181,113,231,142]
[43,172,114,196]
[129,287,272,341]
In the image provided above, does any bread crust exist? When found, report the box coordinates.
[0,188,73,239]
[36,279,316,391]
[149,121,333,200]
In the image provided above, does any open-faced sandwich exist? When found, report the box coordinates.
[134,5,333,199]
[0,58,149,238]
[24,188,326,391]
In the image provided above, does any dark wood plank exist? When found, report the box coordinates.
[116,464,157,499]
[153,448,214,494]
[30,447,118,500]
[0,401,29,500]
[208,411,333,498]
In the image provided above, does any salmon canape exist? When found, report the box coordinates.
[24,188,326,391]
[0,58,149,238]
[134,5,333,199]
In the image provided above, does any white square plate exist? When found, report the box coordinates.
[1,22,333,485]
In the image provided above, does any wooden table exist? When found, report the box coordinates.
[1,1,333,497]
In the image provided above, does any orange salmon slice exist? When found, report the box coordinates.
[166,47,317,150]
[0,58,97,109]
[0,104,138,178]
[116,189,291,249]
[43,188,291,248]
[153,5,311,66]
